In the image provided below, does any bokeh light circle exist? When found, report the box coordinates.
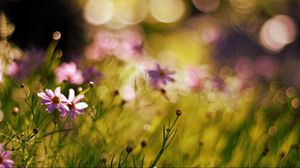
[115,0,148,25]
[192,0,220,13]
[149,0,185,23]
[259,15,297,53]
[84,0,114,25]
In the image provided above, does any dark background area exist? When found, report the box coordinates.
[0,0,86,58]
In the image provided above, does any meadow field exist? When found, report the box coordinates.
[1,0,300,167]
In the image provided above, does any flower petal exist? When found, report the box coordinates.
[2,151,12,159]
[45,89,54,98]
[41,99,52,105]
[57,103,69,113]
[47,104,55,113]
[75,102,88,110]
[37,92,49,100]
[73,95,84,103]
[68,89,75,101]
[54,87,61,96]
[3,159,14,168]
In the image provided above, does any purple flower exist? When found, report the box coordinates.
[6,48,45,81]
[67,89,88,119]
[55,62,84,85]
[83,67,102,84]
[147,64,175,88]
[0,143,14,168]
[37,87,70,116]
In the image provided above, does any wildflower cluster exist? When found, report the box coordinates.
[37,87,88,119]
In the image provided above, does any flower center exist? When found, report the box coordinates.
[51,96,60,104]
[133,43,143,54]
[159,70,165,77]
[68,103,75,110]
[0,155,3,163]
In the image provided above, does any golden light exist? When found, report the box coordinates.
[115,0,148,25]
[192,0,220,13]
[230,0,256,14]
[149,0,186,23]
[0,110,3,122]
[84,0,114,25]
[291,98,300,108]
[259,15,297,53]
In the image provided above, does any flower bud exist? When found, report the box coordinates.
[126,146,133,153]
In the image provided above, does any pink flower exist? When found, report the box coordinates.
[67,89,88,119]
[0,143,14,168]
[55,62,84,85]
[147,64,175,88]
[37,87,70,116]
[184,67,207,91]
[116,30,145,61]
[85,31,119,60]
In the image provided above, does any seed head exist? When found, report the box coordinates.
[126,146,133,153]
[53,31,61,40]
[55,49,63,58]
[280,151,286,158]
[12,106,19,115]
[160,88,166,94]
[33,128,39,134]
[262,146,269,156]
[176,109,182,116]
[141,140,147,148]
[77,87,83,92]
[88,81,94,88]
[113,90,119,96]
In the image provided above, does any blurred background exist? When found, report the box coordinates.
[1,0,300,88]
[1,0,300,166]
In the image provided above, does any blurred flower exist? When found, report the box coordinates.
[67,89,88,119]
[85,31,119,60]
[83,67,102,84]
[211,76,225,91]
[147,64,175,88]
[184,66,208,91]
[255,56,277,79]
[234,57,254,80]
[37,87,70,116]
[120,85,136,102]
[116,30,145,62]
[0,143,14,168]
[55,62,84,85]
[6,48,45,81]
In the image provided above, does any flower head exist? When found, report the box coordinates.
[85,31,119,60]
[116,30,145,62]
[83,67,102,84]
[147,64,175,88]
[67,89,88,119]
[184,66,208,91]
[55,62,84,85]
[6,48,45,81]
[37,87,70,116]
[0,143,14,168]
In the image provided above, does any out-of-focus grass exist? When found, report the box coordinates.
[1,3,300,166]
[1,56,300,167]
